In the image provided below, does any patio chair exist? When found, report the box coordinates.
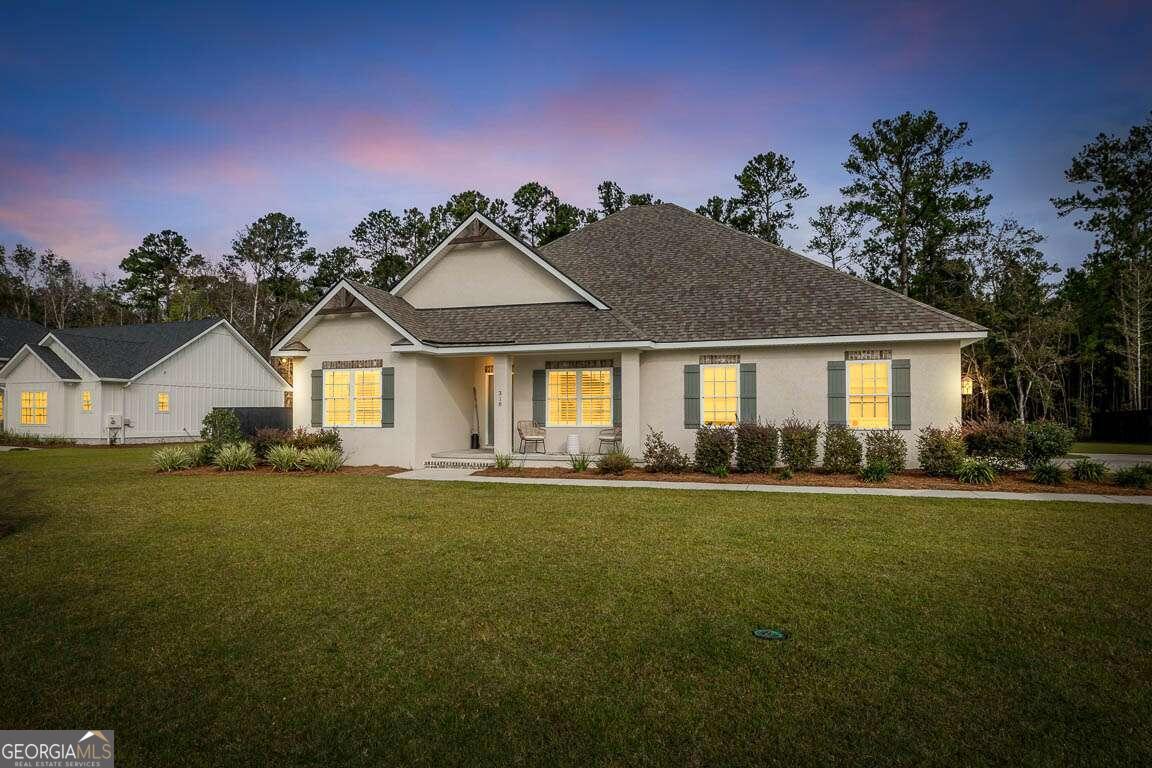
[517,420,546,453]
[597,425,622,453]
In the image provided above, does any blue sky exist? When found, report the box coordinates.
[1,0,1148,274]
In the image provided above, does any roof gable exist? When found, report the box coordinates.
[0,344,80,381]
[392,212,607,309]
[48,318,223,379]
[0,317,47,360]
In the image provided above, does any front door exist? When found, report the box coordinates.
[485,372,495,448]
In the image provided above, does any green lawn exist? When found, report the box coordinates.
[1072,441,1152,455]
[1,448,1150,767]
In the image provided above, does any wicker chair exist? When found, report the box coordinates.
[597,425,622,453]
[517,420,546,453]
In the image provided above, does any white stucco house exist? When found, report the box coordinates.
[0,317,287,443]
[272,204,986,467]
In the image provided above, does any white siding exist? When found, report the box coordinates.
[0,353,73,437]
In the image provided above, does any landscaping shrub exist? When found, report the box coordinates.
[963,419,1027,472]
[917,426,966,477]
[694,426,735,474]
[152,447,192,472]
[252,427,293,458]
[213,442,257,471]
[956,458,996,485]
[775,467,794,480]
[1031,461,1067,486]
[822,425,862,474]
[642,428,690,473]
[0,429,76,448]
[596,450,633,475]
[860,459,891,483]
[779,418,820,472]
[201,409,243,452]
[864,430,907,472]
[267,444,303,472]
[188,443,215,467]
[493,453,514,470]
[1114,463,1152,489]
[1023,421,1076,469]
[735,421,778,473]
[300,446,344,472]
[568,453,591,472]
[1070,458,1109,483]
[290,427,342,452]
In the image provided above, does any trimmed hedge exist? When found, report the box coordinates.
[822,425,862,474]
[864,430,907,473]
[779,418,820,472]
[917,426,966,477]
[735,421,778,473]
[694,427,735,474]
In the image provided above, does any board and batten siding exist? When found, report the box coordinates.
[0,352,72,437]
[639,340,963,467]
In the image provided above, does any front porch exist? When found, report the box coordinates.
[426,447,604,469]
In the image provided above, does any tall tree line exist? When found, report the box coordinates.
[2,110,1149,434]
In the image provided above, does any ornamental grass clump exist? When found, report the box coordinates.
[152,446,192,472]
[213,442,257,471]
[267,444,304,472]
[1113,463,1152,489]
[779,418,820,472]
[1031,461,1067,486]
[493,453,514,470]
[956,458,996,485]
[822,425,862,474]
[864,430,907,473]
[300,446,344,473]
[595,450,634,475]
[1070,458,1109,484]
[917,426,967,477]
[568,453,592,472]
[734,421,778,473]
[642,428,690,473]
[694,426,735,475]
[859,459,891,483]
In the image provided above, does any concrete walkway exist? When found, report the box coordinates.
[392,468,1152,505]
[1061,453,1151,469]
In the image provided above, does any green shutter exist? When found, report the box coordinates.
[612,366,622,427]
[532,369,546,424]
[684,364,700,428]
[827,361,846,427]
[381,367,395,428]
[311,369,323,426]
[739,363,756,423]
[892,359,911,430]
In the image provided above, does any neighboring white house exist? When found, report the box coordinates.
[272,204,986,467]
[0,318,287,443]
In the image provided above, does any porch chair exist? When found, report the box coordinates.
[597,425,622,453]
[517,420,546,453]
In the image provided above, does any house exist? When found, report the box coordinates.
[272,204,985,467]
[0,318,288,442]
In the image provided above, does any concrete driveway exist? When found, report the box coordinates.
[1062,453,1150,468]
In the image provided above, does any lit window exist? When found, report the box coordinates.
[0,390,4,423]
[701,364,738,426]
[324,369,382,427]
[157,392,170,413]
[21,391,47,425]
[848,361,890,429]
[547,369,613,426]
[81,391,93,412]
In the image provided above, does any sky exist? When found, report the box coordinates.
[1,0,1148,276]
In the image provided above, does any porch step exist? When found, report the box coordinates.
[424,459,496,469]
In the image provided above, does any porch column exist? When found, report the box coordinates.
[493,354,514,454]
[620,350,641,456]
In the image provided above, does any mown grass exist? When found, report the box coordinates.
[1,447,1150,767]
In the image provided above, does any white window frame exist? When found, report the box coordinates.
[545,367,613,428]
[700,363,740,428]
[845,360,893,431]
[20,390,48,426]
[323,368,383,428]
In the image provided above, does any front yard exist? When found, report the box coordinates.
[1,447,1150,766]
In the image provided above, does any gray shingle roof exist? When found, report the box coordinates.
[539,204,985,343]
[49,318,221,379]
[26,345,80,379]
[0,318,47,360]
[339,205,983,348]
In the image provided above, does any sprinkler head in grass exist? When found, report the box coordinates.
[753,628,789,641]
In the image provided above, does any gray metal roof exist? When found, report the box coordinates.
[336,205,984,348]
[49,318,221,379]
[0,317,47,360]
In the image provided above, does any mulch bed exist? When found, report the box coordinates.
[474,467,1152,496]
[162,465,408,477]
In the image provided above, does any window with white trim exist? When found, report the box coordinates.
[848,361,890,429]
[324,369,382,427]
[21,391,47,425]
[701,364,739,426]
[81,390,93,413]
[547,369,612,427]
[156,392,170,413]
